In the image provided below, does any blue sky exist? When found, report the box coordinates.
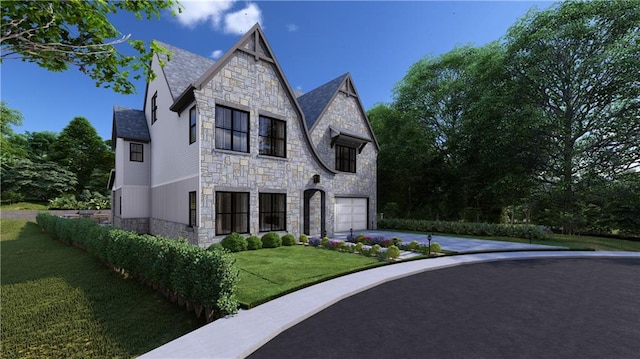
[1,1,552,141]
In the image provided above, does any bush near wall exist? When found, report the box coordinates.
[35,213,239,320]
[378,218,549,241]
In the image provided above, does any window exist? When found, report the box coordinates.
[215,105,249,152]
[189,191,197,227]
[335,144,356,173]
[259,116,286,157]
[216,192,249,235]
[130,143,143,162]
[259,193,286,232]
[151,92,158,124]
[189,106,197,144]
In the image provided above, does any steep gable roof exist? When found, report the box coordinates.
[155,41,215,101]
[297,73,348,129]
[298,73,380,150]
[112,106,150,148]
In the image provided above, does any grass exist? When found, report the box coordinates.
[1,219,201,358]
[0,201,48,211]
[233,246,383,308]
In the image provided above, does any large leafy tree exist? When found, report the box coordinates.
[0,101,26,158]
[505,1,640,233]
[1,158,77,201]
[50,117,111,194]
[1,0,179,94]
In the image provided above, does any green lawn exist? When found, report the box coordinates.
[1,219,200,358]
[0,201,48,210]
[233,246,383,308]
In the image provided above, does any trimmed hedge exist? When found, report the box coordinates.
[221,232,248,252]
[282,234,296,246]
[35,213,239,319]
[378,218,549,241]
[246,235,262,250]
[261,232,282,248]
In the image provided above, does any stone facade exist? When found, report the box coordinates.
[114,216,150,235]
[150,218,198,246]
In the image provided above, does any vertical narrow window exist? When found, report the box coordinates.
[215,105,249,152]
[130,143,143,162]
[151,92,158,124]
[189,191,197,227]
[189,106,197,144]
[119,196,122,215]
[335,144,356,173]
[259,116,286,158]
[215,192,249,235]
[259,193,286,232]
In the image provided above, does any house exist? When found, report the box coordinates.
[109,24,378,247]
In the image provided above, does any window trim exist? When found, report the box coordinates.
[189,191,197,227]
[215,191,249,235]
[151,92,158,124]
[130,143,143,162]
[189,106,197,145]
[259,193,286,232]
[335,144,356,173]
[259,116,286,158]
[215,105,249,153]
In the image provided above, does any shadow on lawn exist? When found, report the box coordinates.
[1,221,200,356]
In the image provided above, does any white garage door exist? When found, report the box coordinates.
[335,198,367,232]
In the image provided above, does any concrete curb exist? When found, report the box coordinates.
[140,251,640,359]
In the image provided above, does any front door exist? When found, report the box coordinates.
[303,189,325,237]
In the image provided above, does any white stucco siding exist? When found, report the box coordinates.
[146,56,199,186]
[151,175,199,224]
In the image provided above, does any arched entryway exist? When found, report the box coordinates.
[303,189,325,237]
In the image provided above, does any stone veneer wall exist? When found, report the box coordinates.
[150,218,198,246]
[194,47,332,245]
[114,216,150,235]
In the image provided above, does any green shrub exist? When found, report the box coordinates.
[35,213,239,317]
[355,233,366,242]
[246,235,262,250]
[299,234,309,244]
[321,237,330,246]
[282,234,296,246]
[430,242,442,252]
[261,232,282,248]
[386,245,401,259]
[409,240,419,250]
[371,244,381,256]
[221,232,247,252]
[208,243,224,251]
[355,242,364,253]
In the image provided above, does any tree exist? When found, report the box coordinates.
[0,101,27,159]
[1,0,179,94]
[1,158,77,201]
[505,1,640,233]
[50,117,111,194]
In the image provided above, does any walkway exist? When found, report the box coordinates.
[140,251,640,358]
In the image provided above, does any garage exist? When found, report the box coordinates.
[335,197,368,232]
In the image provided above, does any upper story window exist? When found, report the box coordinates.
[335,144,356,173]
[189,106,197,144]
[151,92,158,124]
[130,143,143,162]
[259,116,286,158]
[215,105,248,152]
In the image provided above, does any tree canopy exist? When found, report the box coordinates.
[371,0,640,236]
[1,0,179,94]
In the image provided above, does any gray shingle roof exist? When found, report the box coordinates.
[113,106,150,142]
[297,73,348,129]
[155,41,216,100]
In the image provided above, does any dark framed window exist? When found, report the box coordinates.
[259,193,286,232]
[259,116,286,158]
[189,191,197,227]
[189,106,197,144]
[130,143,143,162]
[335,144,356,173]
[216,192,249,235]
[215,105,249,152]
[151,92,158,124]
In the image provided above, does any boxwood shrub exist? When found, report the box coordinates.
[282,233,296,246]
[378,218,548,240]
[221,232,248,252]
[261,232,282,248]
[246,235,262,250]
[35,213,239,317]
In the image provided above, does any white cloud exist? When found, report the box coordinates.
[210,50,223,59]
[287,24,298,32]
[175,0,235,29]
[223,3,262,34]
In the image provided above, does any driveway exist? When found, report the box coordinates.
[334,230,562,252]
